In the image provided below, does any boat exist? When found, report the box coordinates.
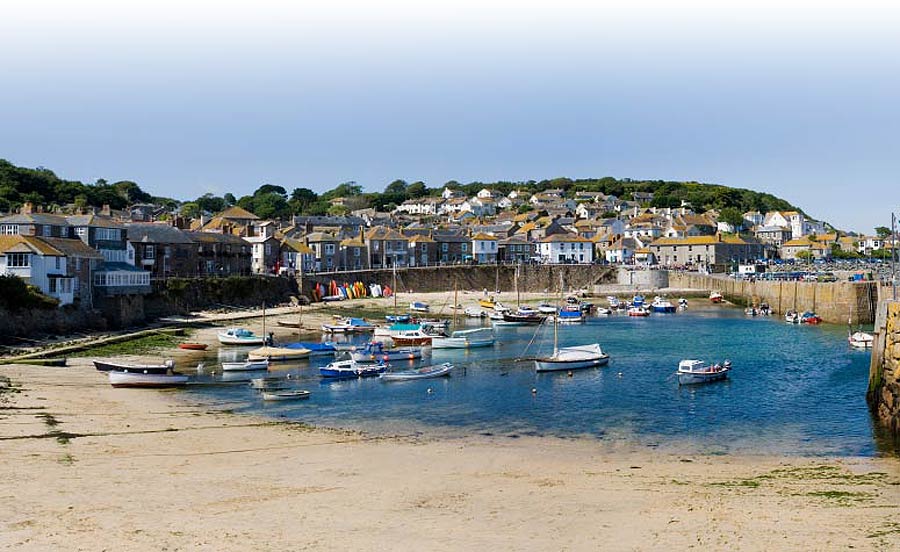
[281,342,336,356]
[479,297,498,309]
[380,362,454,381]
[321,317,376,333]
[464,307,486,318]
[557,308,583,324]
[849,331,875,349]
[516,305,540,316]
[249,375,288,389]
[391,329,433,346]
[627,306,651,317]
[178,342,208,351]
[535,343,609,372]
[247,346,311,362]
[431,327,495,349]
[409,301,430,313]
[709,291,724,303]
[785,310,801,324]
[487,311,506,321]
[320,357,388,378]
[631,295,645,307]
[800,312,822,325]
[374,322,419,338]
[494,309,546,326]
[745,306,759,316]
[595,307,612,316]
[108,370,188,388]
[261,389,310,401]
[677,359,731,385]
[217,328,265,346]
[350,341,423,362]
[385,314,411,323]
[678,298,688,310]
[758,302,772,316]
[94,359,174,373]
[579,301,594,314]
[607,296,620,308]
[650,296,676,313]
[276,318,303,328]
[221,359,270,371]
[537,302,558,314]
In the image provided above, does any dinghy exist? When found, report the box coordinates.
[261,389,310,401]
[380,362,454,381]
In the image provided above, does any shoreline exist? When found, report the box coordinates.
[3,357,900,550]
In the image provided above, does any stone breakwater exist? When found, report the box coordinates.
[300,265,615,297]
[668,272,882,324]
[868,301,900,443]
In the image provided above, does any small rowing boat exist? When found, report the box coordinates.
[380,362,454,381]
[178,342,208,351]
[247,346,311,362]
[94,359,174,373]
[221,359,270,371]
[108,370,188,388]
[261,389,310,401]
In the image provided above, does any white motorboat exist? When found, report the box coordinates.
[217,328,265,346]
[607,296,620,308]
[409,301,430,313]
[221,359,270,372]
[537,302,558,314]
[677,359,731,385]
[534,343,609,372]
[431,328,495,349]
[350,341,423,362]
[321,318,375,334]
[108,370,188,388]
[849,331,874,349]
[595,307,612,316]
[464,307,486,318]
[627,306,651,317]
[261,389,310,401]
[380,362,454,381]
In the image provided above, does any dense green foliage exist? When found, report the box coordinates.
[0,275,59,311]
[1,159,800,223]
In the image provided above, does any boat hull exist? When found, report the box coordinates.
[178,343,208,351]
[108,371,188,388]
[391,336,432,346]
[217,334,264,346]
[93,360,172,373]
[221,360,269,371]
[534,354,609,372]
[261,390,310,401]
[247,347,311,362]
[350,349,422,362]
[380,363,454,381]
[677,371,729,385]
[430,337,495,349]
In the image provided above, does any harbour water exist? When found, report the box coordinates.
[187,307,877,456]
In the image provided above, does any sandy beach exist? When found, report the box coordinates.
[3,340,900,552]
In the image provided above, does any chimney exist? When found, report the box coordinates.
[101,204,111,216]
[21,202,33,214]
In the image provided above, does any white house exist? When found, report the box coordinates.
[536,234,593,264]
[441,187,465,200]
[0,235,72,305]
[471,233,498,264]
[395,197,442,216]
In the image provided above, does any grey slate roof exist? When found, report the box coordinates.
[126,223,194,244]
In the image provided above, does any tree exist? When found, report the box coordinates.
[407,181,427,198]
[796,250,813,260]
[327,204,350,216]
[253,192,291,219]
[875,226,892,238]
[180,202,201,218]
[719,207,744,229]
[223,193,236,206]
[255,184,287,198]
[289,187,318,213]
[384,179,408,195]
[321,181,362,201]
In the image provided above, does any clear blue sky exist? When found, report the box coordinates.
[1,1,898,233]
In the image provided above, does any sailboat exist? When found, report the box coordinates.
[432,280,495,348]
[534,275,610,372]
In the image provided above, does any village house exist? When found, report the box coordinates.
[339,234,370,271]
[126,223,199,278]
[605,236,640,264]
[304,232,342,271]
[433,233,469,264]
[650,235,766,267]
[536,233,593,264]
[365,227,409,268]
[395,197,442,216]
[244,222,281,274]
[498,235,533,264]
[471,233,499,264]
[186,231,252,276]
[780,236,832,260]
[407,234,438,267]
[279,238,315,275]
[755,225,793,248]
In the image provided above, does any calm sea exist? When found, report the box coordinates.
[185,307,880,456]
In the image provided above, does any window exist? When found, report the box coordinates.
[75,258,81,271]
[354,247,360,257]
[325,244,335,255]
[461,243,468,253]
[442,243,448,252]
[49,278,57,293]
[43,225,52,236]
[265,244,272,255]
[95,228,120,241]
[55,256,61,270]
[7,253,30,267]
[75,227,87,239]
[145,245,156,259]
[491,241,496,250]
[1,224,18,235]
[420,243,427,252]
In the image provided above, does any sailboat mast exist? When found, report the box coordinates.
[554,272,562,355]
[453,279,459,328]
[392,263,397,313]
[262,301,267,341]
[515,266,520,308]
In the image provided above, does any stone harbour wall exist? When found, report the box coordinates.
[668,272,881,324]
[868,301,900,443]
[300,265,616,297]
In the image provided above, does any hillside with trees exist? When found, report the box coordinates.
[0,158,801,222]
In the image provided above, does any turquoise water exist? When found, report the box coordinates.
[186,307,879,456]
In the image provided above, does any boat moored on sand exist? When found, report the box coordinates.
[217,328,265,346]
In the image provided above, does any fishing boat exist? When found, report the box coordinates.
[479,297,498,309]
[217,328,265,346]
[464,307,486,318]
[556,307,583,324]
[321,317,376,334]
[537,302,558,314]
[785,310,801,324]
[409,301,430,313]
[108,370,188,388]
[391,329,434,346]
[678,298,688,310]
[374,322,419,338]
[800,312,822,325]
[607,296,620,309]
[627,305,651,317]
[709,291,724,303]
[247,346,311,362]
[650,296,676,313]
[535,343,609,372]
[677,359,731,385]
[431,327,495,349]
[517,305,540,316]
[221,358,270,371]
[93,359,174,373]
[595,307,612,316]
[320,357,388,378]
[631,295,645,307]
[849,330,875,349]
[350,341,423,362]
[261,389,310,401]
[380,362,454,381]
[178,342,208,351]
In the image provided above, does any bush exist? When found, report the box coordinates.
[0,275,59,311]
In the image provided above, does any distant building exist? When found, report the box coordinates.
[536,234,593,264]
[650,235,766,267]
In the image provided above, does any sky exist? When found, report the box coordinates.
[0,0,898,233]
